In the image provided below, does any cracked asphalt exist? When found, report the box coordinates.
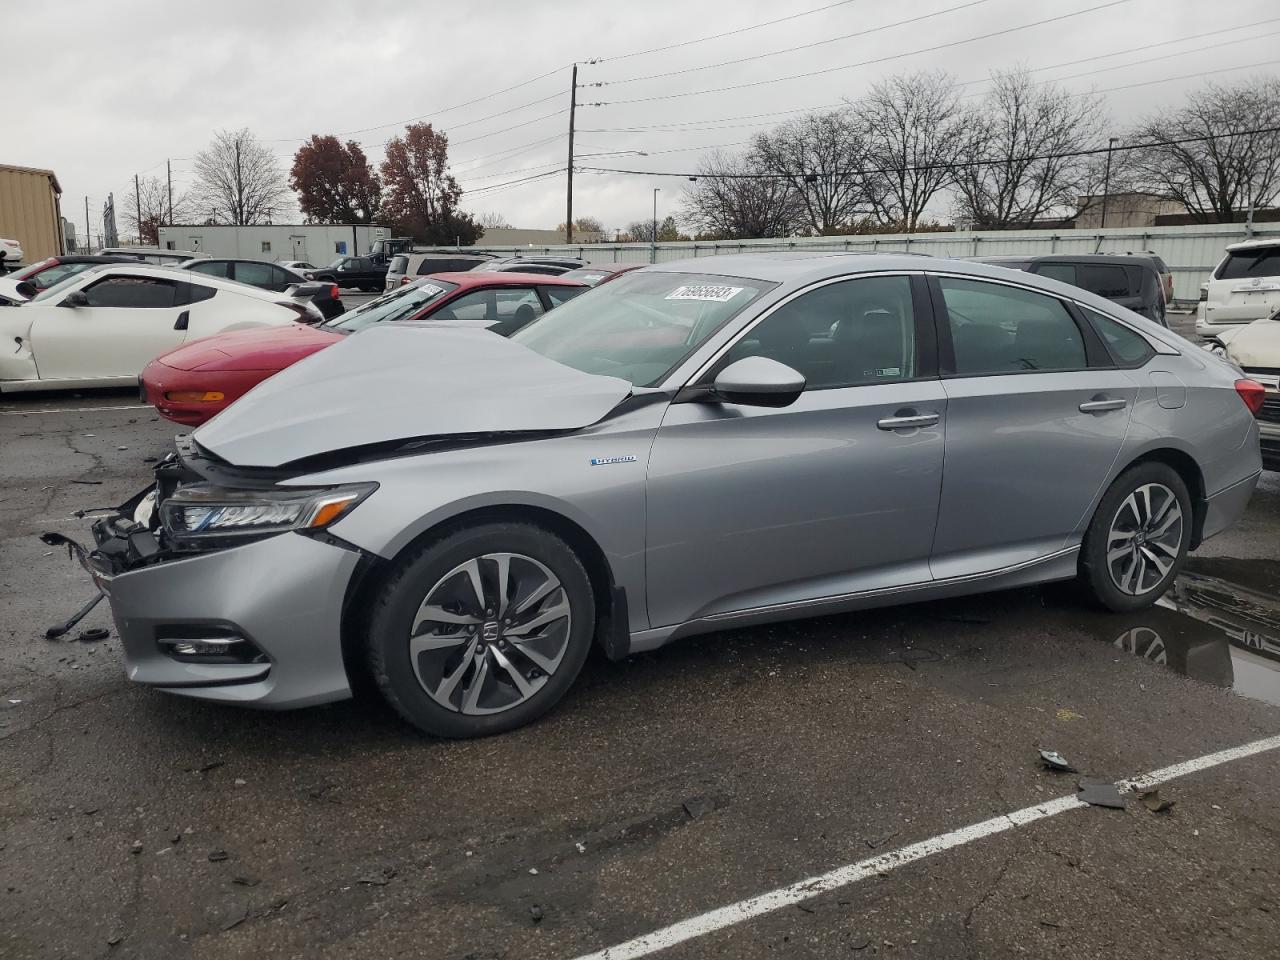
[2,385,1280,960]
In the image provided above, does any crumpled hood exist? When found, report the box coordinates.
[1222,317,1280,368]
[194,323,634,467]
[158,324,338,372]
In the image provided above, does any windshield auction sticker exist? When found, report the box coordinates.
[665,284,744,302]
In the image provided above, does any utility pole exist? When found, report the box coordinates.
[166,159,174,226]
[134,173,143,245]
[652,188,660,264]
[1099,137,1119,229]
[84,196,90,254]
[565,63,578,245]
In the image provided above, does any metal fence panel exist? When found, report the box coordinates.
[473,222,1280,305]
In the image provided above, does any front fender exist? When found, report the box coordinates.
[0,311,38,382]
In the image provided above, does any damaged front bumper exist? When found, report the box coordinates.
[45,444,364,709]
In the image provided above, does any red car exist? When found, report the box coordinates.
[141,272,588,425]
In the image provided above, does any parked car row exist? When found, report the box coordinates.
[59,252,1263,740]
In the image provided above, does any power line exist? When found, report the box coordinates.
[591,0,860,64]
[573,17,1280,146]
[577,124,1280,181]
[452,134,565,171]
[266,63,570,142]
[588,1,1131,107]
[464,168,566,198]
[597,0,993,87]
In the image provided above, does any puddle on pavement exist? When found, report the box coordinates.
[1091,557,1280,707]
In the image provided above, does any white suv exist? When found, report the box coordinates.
[1197,237,1280,337]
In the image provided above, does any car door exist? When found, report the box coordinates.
[927,273,1137,579]
[29,273,188,380]
[644,273,946,628]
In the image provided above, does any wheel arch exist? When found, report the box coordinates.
[1116,446,1208,548]
[340,503,630,695]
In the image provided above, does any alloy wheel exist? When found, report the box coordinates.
[408,553,572,715]
[1106,482,1184,596]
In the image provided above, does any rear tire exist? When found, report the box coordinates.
[1079,462,1191,612]
[366,522,595,738]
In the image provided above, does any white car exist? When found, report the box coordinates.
[280,260,317,273]
[1213,317,1280,471]
[1196,237,1280,337]
[0,237,23,272]
[0,263,314,393]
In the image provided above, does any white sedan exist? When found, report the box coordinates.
[0,263,314,393]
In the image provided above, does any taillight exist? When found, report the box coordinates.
[400,276,411,285]
[1199,286,1208,302]
[1235,379,1266,414]
[329,283,340,300]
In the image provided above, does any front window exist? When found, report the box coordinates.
[29,266,110,303]
[323,279,458,333]
[31,261,97,289]
[511,271,771,387]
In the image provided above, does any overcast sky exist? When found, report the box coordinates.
[8,0,1279,240]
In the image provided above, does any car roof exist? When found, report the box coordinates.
[650,251,1154,307]
[78,262,292,300]
[1225,237,1280,252]
[425,271,587,287]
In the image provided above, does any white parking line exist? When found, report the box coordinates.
[0,404,149,416]
[572,732,1280,960]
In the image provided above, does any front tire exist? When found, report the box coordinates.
[1079,462,1191,612]
[366,522,596,738]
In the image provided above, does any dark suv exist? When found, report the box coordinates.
[975,254,1169,326]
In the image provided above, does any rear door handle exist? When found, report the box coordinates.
[1078,398,1126,413]
[877,413,940,430]
[173,310,190,331]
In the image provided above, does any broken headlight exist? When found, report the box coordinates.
[158,483,376,545]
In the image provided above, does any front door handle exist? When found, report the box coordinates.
[877,412,940,431]
[1078,398,1126,413]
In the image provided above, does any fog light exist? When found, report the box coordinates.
[157,631,265,664]
[165,390,225,402]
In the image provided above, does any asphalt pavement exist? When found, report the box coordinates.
[2,377,1279,960]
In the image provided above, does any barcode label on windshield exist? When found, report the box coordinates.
[666,284,744,303]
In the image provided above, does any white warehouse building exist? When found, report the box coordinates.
[155,224,391,265]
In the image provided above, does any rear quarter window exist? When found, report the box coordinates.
[1084,308,1154,366]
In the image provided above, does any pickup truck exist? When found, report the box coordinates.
[307,255,387,291]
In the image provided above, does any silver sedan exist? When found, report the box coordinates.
[63,254,1264,737]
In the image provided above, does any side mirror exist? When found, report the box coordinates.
[60,290,90,308]
[711,356,805,408]
[15,280,38,300]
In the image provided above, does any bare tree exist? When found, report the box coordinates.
[477,211,512,230]
[853,71,976,230]
[750,111,871,234]
[625,216,684,243]
[190,128,290,225]
[124,176,190,245]
[1128,77,1280,223]
[953,69,1107,228]
[682,150,804,239]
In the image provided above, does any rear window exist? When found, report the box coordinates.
[388,255,409,273]
[417,258,484,275]
[1035,262,1135,298]
[1217,248,1280,280]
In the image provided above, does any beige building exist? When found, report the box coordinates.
[1074,192,1185,229]
[0,164,65,263]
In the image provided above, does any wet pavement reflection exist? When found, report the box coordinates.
[1090,558,1280,707]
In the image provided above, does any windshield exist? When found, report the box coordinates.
[510,271,770,387]
[29,266,109,303]
[323,279,458,333]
